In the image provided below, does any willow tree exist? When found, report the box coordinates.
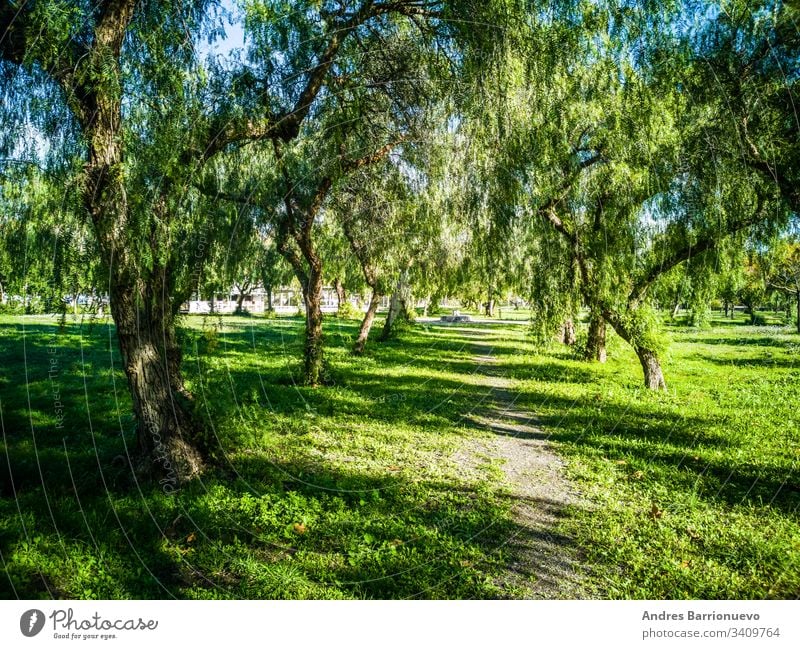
[202,0,521,383]
[334,160,414,354]
[332,135,457,352]
[464,0,791,390]
[685,0,800,214]
[0,1,236,481]
[0,164,101,315]
[767,239,800,333]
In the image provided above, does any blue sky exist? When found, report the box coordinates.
[199,0,247,63]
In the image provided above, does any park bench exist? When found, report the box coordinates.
[440,313,471,323]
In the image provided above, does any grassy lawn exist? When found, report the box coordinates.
[0,312,797,598]
[511,315,800,598]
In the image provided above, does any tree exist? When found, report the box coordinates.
[0,1,225,481]
[767,240,800,332]
[466,0,796,389]
[334,161,410,353]
[203,0,519,381]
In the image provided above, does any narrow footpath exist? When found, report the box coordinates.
[454,331,595,598]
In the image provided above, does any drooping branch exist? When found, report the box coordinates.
[630,194,768,306]
[192,1,431,161]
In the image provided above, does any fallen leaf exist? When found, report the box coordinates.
[614,459,628,465]
[186,532,196,543]
[649,504,663,520]
[387,465,401,472]
[293,522,308,534]
[680,560,691,569]
[632,470,644,480]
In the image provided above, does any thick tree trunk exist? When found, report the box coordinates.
[266,284,273,312]
[585,312,607,362]
[353,290,382,355]
[561,318,576,345]
[110,283,205,485]
[603,307,667,391]
[635,346,667,391]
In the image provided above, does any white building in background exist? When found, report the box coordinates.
[182,284,381,315]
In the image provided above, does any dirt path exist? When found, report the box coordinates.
[459,339,595,598]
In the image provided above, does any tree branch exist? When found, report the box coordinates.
[630,194,768,306]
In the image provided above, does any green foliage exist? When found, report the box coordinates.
[335,300,361,321]
[618,305,671,355]
[1,314,798,599]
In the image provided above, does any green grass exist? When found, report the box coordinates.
[0,313,518,599]
[0,311,797,599]
[510,314,800,598]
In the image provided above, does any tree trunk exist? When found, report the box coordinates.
[353,290,382,355]
[110,281,205,485]
[672,301,681,319]
[266,283,273,312]
[485,294,495,317]
[635,346,667,391]
[603,307,667,391]
[274,212,326,385]
[303,266,325,385]
[379,271,411,341]
[163,314,192,402]
[585,312,607,362]
[561,318,576,345]
[380,289,402,341]
[334,277,346,310]
[235,289,246,314]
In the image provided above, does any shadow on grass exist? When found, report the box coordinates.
[1,316,797,599]
[0,432,586,598]
[0,317,585,599]
[502,372,799,518]
[689,336,799,349]
[695,355,800,369]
